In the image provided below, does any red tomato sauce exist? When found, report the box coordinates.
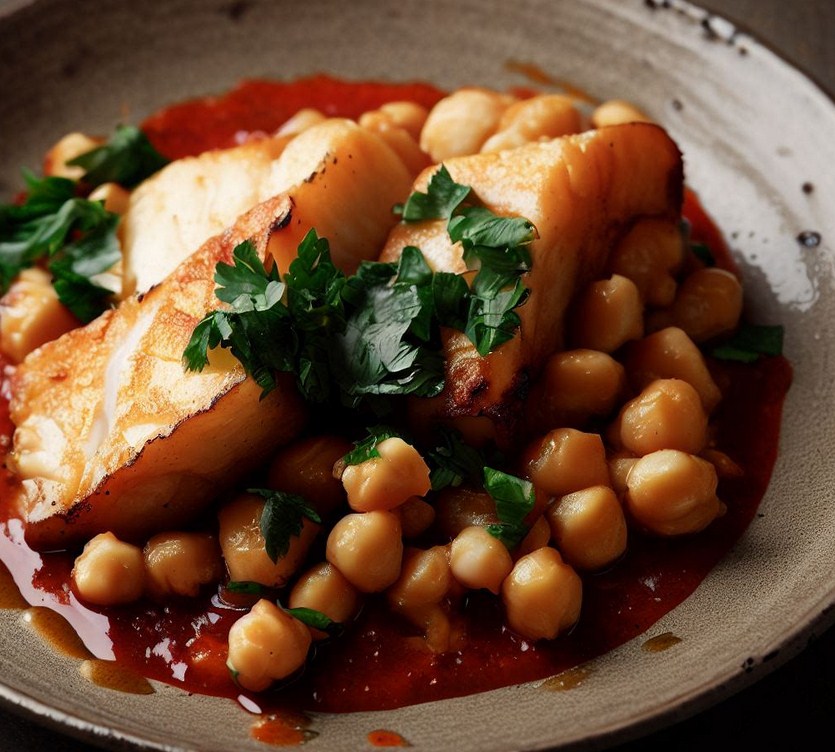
[0,76,792,715]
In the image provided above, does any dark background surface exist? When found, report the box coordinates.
[0,0,833,750]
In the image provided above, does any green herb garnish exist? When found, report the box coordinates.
[711,322,784,363]
[67,124,169,189]
[483,467,535,549]
[342,425,400,466]
[426,427,491,491]
[225,581,267,596]
[397,164,471,221]
[249,488,322,563]
[286,606,344,638]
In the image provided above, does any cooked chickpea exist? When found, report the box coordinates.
[609,219,685,307]
[624,327,722,412]
[449,526,513,594]
[274,108,326,136]
[267,435,352,518]
[143,532,223,599]
[376,101,429,140]
[43,132,102,179]
[72,532,145,606]
[501,547,582,641]
[289,562,360,639]
[625,449,724,536]
[608,451,638,496]
[419,88,516,161]
[388,546,452,610]
[547,486,627,571]
[570,275,644,353]
[218,493,320,588]
[226,600,312,692]
[525,428,610,498]
[665,268,744,343]
[528,349,626,428]
[394,496,436,538]
[0,267,79,363]
[615,378,708,456]
[591,99,653,128]
[88,182,131,215]
[326,511,403,592]
[434,487,499,540]
[358,111,430,175]
[480,95,582,152]
[516,515,552,559]
[341,437,431,513]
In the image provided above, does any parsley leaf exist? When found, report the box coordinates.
[286,607,345,638]
[67,124,169,189]
[225,581,268,596]
[425,427,492,491]
[483,467,535,549]
[342,425,400,466]
[398,165,471,221]
[711,323,784,363]
[249,488,322,563]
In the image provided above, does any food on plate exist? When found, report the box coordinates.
[0,77,789,711]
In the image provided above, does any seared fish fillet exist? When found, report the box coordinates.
[122,119,416,294]
[380,123,683,441]
[9,196,306,550]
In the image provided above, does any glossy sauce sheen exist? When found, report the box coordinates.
[0,77,792,714]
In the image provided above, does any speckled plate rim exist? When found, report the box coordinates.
[0,0,834,750]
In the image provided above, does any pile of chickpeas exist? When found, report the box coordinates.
[63,88,747,693]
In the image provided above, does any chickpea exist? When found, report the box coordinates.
[624,327,722,413]
[480,95,582,152]
[570,275,644,353]
[625,449,724,536]
[143,531,223,599]
[608,451,638,496]
[378,101,429,140]
[419,88,516,161]
[218,493,320,588]
[525,428,610,498]
[547,486,627,571]
[665,268,744,343]
[515,514,552,559]
[591,99,653,128]
[394,496,436,538]
[341,437,431,513]
[88,182,130,215]
[615,378,708,456]
[226,600,312,692]
[449,526,513,594]
[387,546,452,610]
[501,547,582,641]
[0,267,79,363]
[289,562,360,639]
[72,532,145,606]
[43,132,102,179]
[609,219,685,307]
[528,349,626,428]
[434,487,499,540]
[267,435,352,518]
[326,511,403,592]
[358,111,430,175]
[274,108,326,137]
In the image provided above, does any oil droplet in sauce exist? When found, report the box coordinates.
[539,665,592,691]
[21,607,92,659]
[0,561,27,609]
[79,659,155,695]
[368,729,412,747]
[642,632,683,653]
[251,710,318,746]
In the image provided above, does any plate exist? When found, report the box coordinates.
[1,0,834,750]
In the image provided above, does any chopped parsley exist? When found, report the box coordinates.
[426,427,495,491]
[249,488,322,563]
[183,169,537,404]
[67,124,169,189]
[286,606,344,637]
[483,467,535,549]
[711,322,784,363]
[0,125,167,320]
[342,425,400,466]
[225,581,267,596]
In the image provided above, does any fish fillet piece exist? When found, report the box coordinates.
[380,123,683,442]
[9,196,308,550]
[122,119,416,294]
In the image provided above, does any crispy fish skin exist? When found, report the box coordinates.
[381,123,684,442]
[9,196,307,550]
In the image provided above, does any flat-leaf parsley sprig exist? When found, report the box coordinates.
[183,169,538,407]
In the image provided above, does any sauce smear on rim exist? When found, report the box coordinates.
[0,75,792,713]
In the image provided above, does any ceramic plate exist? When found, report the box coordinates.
[0,0,833,750]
